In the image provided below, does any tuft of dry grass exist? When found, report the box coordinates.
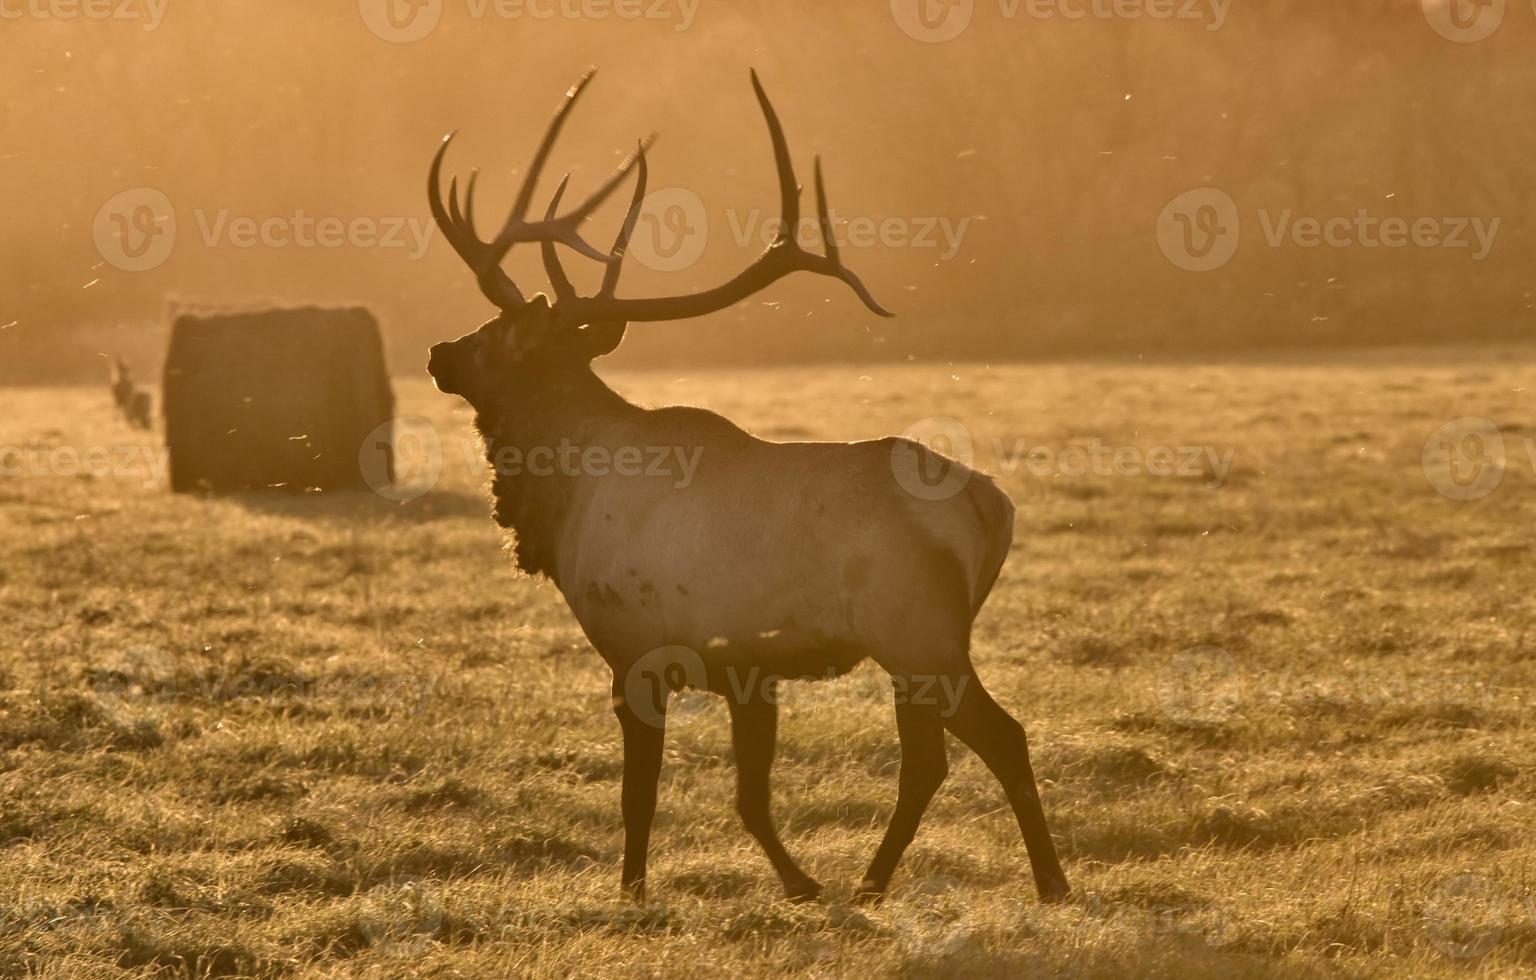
[2,353,1534,977]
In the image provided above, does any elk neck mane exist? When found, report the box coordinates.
[470,364,641,579]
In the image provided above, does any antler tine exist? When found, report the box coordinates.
[506,68,597,230]
[429,132,526,308]
[462,168,482,241]
[813,158,837,265]
[540,176,578,304]
[750,69,801,241]
[428,134,471,262]
[814,157,893,317]
[599,141,649,299]
[446,174,467,238]
[827,258,893,318]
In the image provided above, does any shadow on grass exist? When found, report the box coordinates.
[894,938,1332,980]
[225,487,487,525]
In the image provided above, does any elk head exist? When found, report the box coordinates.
[425,68,892,409]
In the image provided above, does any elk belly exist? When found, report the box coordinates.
[557,492,865,671]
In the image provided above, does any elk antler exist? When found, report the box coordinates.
[427,68,650,310]
[429,69,892,323]
[544,70,893,325]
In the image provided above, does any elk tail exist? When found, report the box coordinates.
[964,475,1015,617]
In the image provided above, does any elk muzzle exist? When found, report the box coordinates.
[427,340,468,396]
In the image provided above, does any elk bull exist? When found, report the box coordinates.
[424,69,1069,904]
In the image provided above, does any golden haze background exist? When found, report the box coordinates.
[3,0,1533,383]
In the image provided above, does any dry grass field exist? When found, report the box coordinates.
[2,351,1533,978]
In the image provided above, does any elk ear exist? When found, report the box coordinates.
[576,321,627,358]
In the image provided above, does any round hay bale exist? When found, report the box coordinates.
[162,306,394,493]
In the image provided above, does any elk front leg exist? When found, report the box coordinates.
[613,673,667,901]
[726,683,821,902]
[856,698,947,902]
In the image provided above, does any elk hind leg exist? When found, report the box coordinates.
[726,682,821,901]
[941,671,1070,901]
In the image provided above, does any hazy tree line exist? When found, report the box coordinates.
[2,0,1531,383]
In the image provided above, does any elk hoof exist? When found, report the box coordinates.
[784,878,823,903]
[852,881,887,907]
[1037,878,1071,904]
